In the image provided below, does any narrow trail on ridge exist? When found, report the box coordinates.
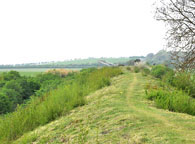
[124,73,195,143]
[126,73,174,127]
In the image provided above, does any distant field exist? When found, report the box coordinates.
[0,68,81,76]
[47,57,132,65]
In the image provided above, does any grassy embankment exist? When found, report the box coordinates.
[0,67,122,144]
[14,70,195,144]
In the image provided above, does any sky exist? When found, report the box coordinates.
[0,0,167,65]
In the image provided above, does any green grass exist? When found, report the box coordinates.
[13,70,195,144]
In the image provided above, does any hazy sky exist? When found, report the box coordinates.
[0,0,166,64]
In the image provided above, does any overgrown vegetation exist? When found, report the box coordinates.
[151,65,173,79]
[0,67,122,143]
[145,64,195,115]
[134,66,140,73]
[146,87,195,116]
[171,72,195,98]
[141,67,150,76]
[0,71,66,114]
[150,65,195,98]
[13,72,195,144]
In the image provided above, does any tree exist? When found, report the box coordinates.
[2,71,21,81]
[155,0,195,71]
[0,93,12,114]
[4,80,23,103]
[1,88,19,110]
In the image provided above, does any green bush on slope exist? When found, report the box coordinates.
[146,88,195,116]
[141,67,150,76]
[151,65,172,79]
[0,67,122,143]
[172,72,195,98]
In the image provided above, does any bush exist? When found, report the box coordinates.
[134,66,140,73]
[2,71,21,81]
[126,67,131,71]
[172,72,195,98]
[1,88,20,110]
[0,93,12,114]
[141,67,150,76]
[146,88,195,115]
[162,70,175,85]
[151,65,172,79]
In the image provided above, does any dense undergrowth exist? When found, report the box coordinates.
[0,67,122,143]
[142,64,195,115]
[0,71,66,114]
[145,87,195,115]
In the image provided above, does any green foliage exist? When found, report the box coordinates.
[0,93,12,114]
[2,71,21,81]
[160,69,195,98]
[0,67,122,143]
[146,88,195,115]
[146,65,195,115]
[33,73,62,97]
[162,70,175,85]
[172,72,195,98]
[134,66,140,73]
[1,88,20,110]
[126,67,131,71]
[0,71,62,114]
[141,67,150,76]
[151,65,172,79]
[4,80,23,96]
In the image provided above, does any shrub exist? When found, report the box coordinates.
[126,67,131,71]
[151,65,172,79]
[141,67,150,76]
[134,66,140,73]
[0,93,12,114]
[172,72,195,98]
[2,71,21,81]
[1,88,20,110]
[146,88,195,115]
[162,70,175,85]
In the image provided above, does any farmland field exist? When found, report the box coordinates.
[0,68,81,76]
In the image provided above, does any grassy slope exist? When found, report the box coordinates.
[13,71,195,144]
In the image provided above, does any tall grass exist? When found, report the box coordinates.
[171,72,195,98]
[146,88,195,116]
[0,67,122,143]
